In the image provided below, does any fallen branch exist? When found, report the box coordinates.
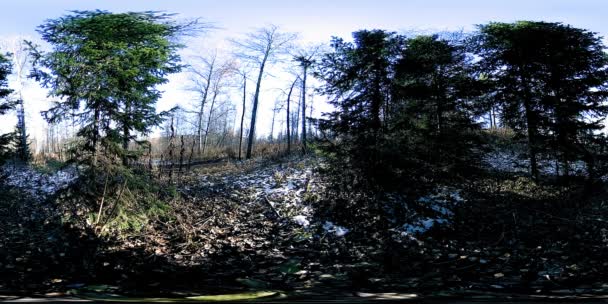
[95,174,110,225]
[262,196,282,218]
[101,179,129,228]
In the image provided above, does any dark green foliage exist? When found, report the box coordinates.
[315,31,482,188]
[56,164,175,236]
[0,53,15,164]
[29,10,185,167]
[0,54,11,111]
[472,21,608,180]
[13,105,31,162]
[315,30,406,186]
[393,34,483,175]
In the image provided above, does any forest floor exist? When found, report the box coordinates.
[2,154,608,302]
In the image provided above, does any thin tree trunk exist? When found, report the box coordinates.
[179,135,185,176]
[168,116,176,182]
[148,143,153,174]
[238,73,246,160]
[246,56,268,159]
[293,98,300,142]
[520,68,539,181]
[197,65,214,156]
[92,108,100,167]
[301,63,308,151]
[308,95,314,138]
[122,102,131,166]
[17,96,27,161]
[270,108,276,142]
[188,135,195,170]
[202,90,219,158]
[286,77,298,154]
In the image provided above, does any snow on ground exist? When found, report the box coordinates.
[483,150,587,176]
[1,164,78,200]
[193,159,354,237]
[400,186,465,237]
[293,215,310,227]
[195,159,328,229]
[322,221,350,237]
[403,218,447,235]
[483,151,529,174]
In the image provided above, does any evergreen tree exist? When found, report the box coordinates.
[315,30,405,184]
[0,53,15,163]
[393,35,482,173]
[12,103,31,162]
[534,24,608,178]
[29,10,187,166]
[472,21,608,180]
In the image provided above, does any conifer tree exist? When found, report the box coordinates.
[0,53,15,163]
[29,10,188,166]
[473,21,608,180]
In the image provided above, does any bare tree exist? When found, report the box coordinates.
[189,52,236,157]
[293,94,300,142]
[269,98,282,142]
[293,45,322,152]
[188,51,217,155]
[308,93,315,138]
[235,67,249,160]
[231,25,297,159]
[201,59,235,157]
[284,76,299,154]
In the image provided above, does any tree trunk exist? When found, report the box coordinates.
[122,102,131,166]
[301,63,308,152]
[92,108,100,167]
[270,108,276,142]
[246,55,268,159]
[17,97,27,161]
[293,98,300,142]
[179,135,185,176]
[202,89,218,158]
[168,116,175,182]
[308,95,314,139]
[197,70,212,156]
[238,73,246,160]
[286,77,298,154]
[520,70,539,181]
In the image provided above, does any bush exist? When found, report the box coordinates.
[55,164,177,237]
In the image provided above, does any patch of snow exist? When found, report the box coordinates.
[483,150,588,177]
[1,165,78,200]
[293,215,310,227]
[195,160,324,221]
[402,218,447,235]
[323,221,350,237]
[400,186,463,236]
[417,186,464,217]
[483,151,529,173]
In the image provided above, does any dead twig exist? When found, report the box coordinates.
[101,179,129,228]
[262,196,282,218]
[95,174,110,225]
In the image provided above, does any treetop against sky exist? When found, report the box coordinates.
[0,0,607,142]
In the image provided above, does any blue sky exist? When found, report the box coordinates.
[1,0,607,145]
[2,0,606,39]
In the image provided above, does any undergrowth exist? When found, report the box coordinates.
[55,164,178,238]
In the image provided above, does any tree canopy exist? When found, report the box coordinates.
[0,53,15,162]
[29,10,187,166]
[472,21,608,180]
